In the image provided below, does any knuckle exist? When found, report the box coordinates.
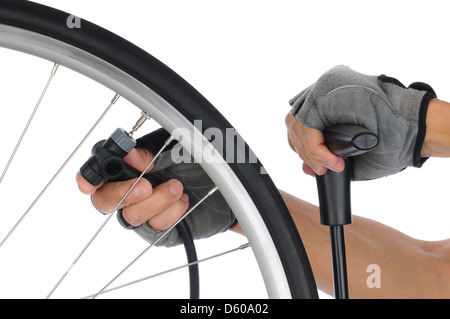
[285,113,295,126]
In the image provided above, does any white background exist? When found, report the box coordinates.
[0,0,448,299]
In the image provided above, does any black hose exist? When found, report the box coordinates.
[176,220,200,299]
[329,225,348,299]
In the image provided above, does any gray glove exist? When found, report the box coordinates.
[290,65,436,181]
[117,129,236,247]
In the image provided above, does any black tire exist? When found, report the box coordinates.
[0,0,318,298]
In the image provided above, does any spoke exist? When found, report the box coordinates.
[81,242,251,299]
[0,63,59,183]
[0,93,120,250]
[46,135,174,299]
[104,135,175,216]
[91,186,220,299]
[45,212,115,299]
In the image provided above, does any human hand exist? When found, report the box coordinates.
[285,113,344,177]
[287,65,436,181]
[76,147,189,231]
[77,128,236,247]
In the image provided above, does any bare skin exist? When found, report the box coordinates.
[76,148,189,230]
[285,98,450,177]
[282,97,450,298]
[279,191,450,299]
[77,98,450,298]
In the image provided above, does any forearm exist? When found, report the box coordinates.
[422,98,450,157]
[280,190,449,298]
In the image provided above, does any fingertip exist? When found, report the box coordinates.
[168,179,184,196]
[326,155,346,173]
[313,165,328,176]
[76,172,100,195]
[333,157,346,173]
[181,193,189,203]
[302,162,322,177]
[132,178,153,198]
[314,144,346,172]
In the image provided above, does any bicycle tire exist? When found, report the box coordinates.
[0,0,318,299]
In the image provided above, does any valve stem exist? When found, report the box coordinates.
[129,111,151,137]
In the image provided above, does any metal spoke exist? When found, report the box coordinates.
[0,63,59,183]
[0,93,120,250]
[91,186,219,299]
[46,135,174,299]
[81,242,251,299]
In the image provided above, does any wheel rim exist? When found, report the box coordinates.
[0,24,295,298]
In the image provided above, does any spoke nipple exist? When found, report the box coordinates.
[164,135,175,145]
[51,63,59,75]
[208,186,219,196]
[111,93,121,104]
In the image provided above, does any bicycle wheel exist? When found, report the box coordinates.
[0,0,318,299]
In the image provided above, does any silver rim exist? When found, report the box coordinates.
[0,24,292,298]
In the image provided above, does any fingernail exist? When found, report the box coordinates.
[169,180,183,195]
[314,167,327,176]
[181,193,189,202]
[331,159,345,173]
[133,180,151,197]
